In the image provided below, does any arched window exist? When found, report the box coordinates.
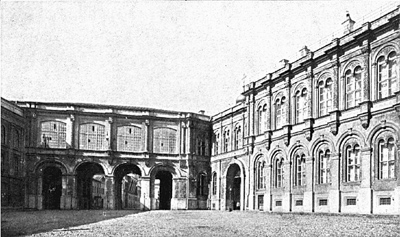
[79,123,106,150]
[345,66,362,109]
[275,97,285,129]
[256,159,266,190]
[256,105,266,135]
[223,129,230,153]
[318,78,332,116]
[378,138,396,179]
[41,121,67,148]
[1,125,6,144]
[197,173,207,196]
[234,126,241,150]
[378,51,398,99]
[318,149,330,184]
[295,88,307,123]
[294,154,306,186]
[153,127,177,153]
[117,125,142,152]
[274,156,283,188]
[214,132,219,155]
[345,144,360,182]
[212,172,217,195]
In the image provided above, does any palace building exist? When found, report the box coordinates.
[1,99,211,210]
[1,5,399,215]
[210,7,400,215]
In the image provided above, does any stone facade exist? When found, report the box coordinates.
[210,6,400,215]
[1,98,26,209]
[10,101,211,210]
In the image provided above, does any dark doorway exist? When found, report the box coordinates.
[155,170,172,210]
[114,164,142,210]
[42,167,62,209]
[226,164,241,210]
[76,163,104,209]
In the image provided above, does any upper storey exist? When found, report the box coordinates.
[16,101,212,157]
[211,5,400,157]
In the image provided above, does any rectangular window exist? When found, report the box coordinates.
[295,199,303,206]
[319,199,328,206]
[117,126,142,152]
[379,197,391,205]
[346,198,357,206]
[79,123,106,150]
[275,200,282,207]
[153,127,177,153]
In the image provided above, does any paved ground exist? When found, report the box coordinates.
[2,210,400,237]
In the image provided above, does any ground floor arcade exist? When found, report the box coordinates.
[25,157,209,211]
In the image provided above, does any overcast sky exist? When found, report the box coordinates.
[1,1,397,115]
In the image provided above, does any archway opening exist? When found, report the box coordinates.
[76,162,105,209]
[42,166,62,209]
[155,170,172,210]
[226,164,241,211]
[114,164,142,210]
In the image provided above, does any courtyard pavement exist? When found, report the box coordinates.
[2,210,400,236]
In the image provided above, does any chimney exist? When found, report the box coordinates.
[279,59,289,68]
[198,110,205,115]
[342,11,355,34]
[299,46,310,57]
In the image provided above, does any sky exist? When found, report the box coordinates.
[1,1,397,115]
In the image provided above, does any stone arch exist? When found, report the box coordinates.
[268,146,287,164]
[336,129,367,153]
[34,159,69,175]
[112,162,145,178]
[224,160,246,211]
[310,136,337,156]
[288,142,309,161]
[148,163,180,178]
[256,99,266,109]
[340,58,365,76]
[315,71,333,88]
[372,43,399,62]
[367,121,400,146]
[272,91,285,104]
[113,162,143,210]
[149,164,177,210]
[73,159,108,175]
[292,81,307,96]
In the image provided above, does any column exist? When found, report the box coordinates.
[61,174,76,209]
[264,164,272,212]
[282,160,291,212]
[329,153,340,213]
[104,176,115,209]
[358,148,372,214]
[304,156,314,212]
[143,120,150,152]
[140,177,151,210]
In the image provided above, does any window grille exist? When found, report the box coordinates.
[41,121,67,148]
[346,198,357,206]
[275,200,282,206]
[153,127,177,153]
[117,126,142,152]
[295,200,303,206]
[319,199,328,206]
[379,197,391,205]
[79,123,106,150]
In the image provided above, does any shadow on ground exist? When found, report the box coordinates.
[1,209,143,237]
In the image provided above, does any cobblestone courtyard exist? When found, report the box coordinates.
[2,210,400,237]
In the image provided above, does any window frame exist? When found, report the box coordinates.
[345,144,361,182]
[318,78,333,117]
[345,66,362,109]
[377,51,398,99]
[41,121,67,149]
[295,88,307,124]
[294,153,306,186]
